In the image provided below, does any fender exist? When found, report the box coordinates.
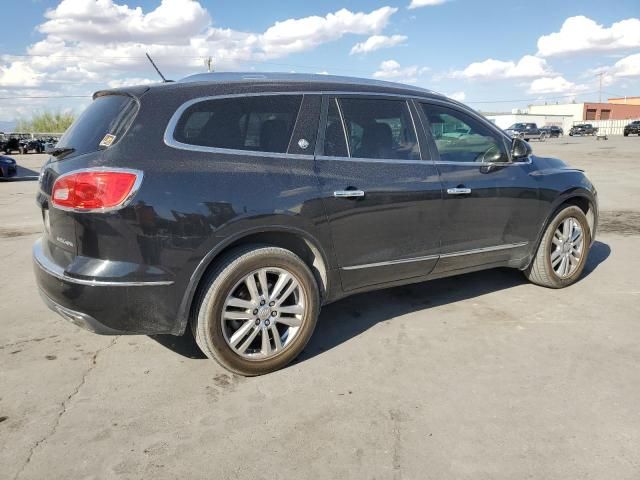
[172,224,332,335]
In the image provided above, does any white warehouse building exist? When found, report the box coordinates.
[484,113,575,133]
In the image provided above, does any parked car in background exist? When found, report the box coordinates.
[34,73,599,375]
[504,123,546,141]
[623,120,640,136]
[0,155,17,179]
[569,124,598,136]
[1,137,22,154]
[540,126,563,138]
[19,139,45,154]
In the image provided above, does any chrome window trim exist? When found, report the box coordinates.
[334,97,351,158]
[433,158,533,166]
[49,167,144,213]
[164,90,436,156]
[316,155,427,165]
[341,242,528,270]
[33,239,174,287]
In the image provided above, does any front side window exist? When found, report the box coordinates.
[422,104,509,163]
[174,95,302,154]
[327,98,419,160]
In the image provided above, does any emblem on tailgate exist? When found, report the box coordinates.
[56,236,74,248]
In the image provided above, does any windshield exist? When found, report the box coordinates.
[56,95,138,158]
[508,123,526,130]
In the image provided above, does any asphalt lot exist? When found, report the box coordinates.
[1,136,639,479]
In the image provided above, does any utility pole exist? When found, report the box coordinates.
[204,56,214,73]
[597,72,604,103]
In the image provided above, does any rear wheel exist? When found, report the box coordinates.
[192,245,320,376]
[524,205,591,288]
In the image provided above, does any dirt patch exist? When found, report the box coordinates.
[598,210,640,236]
[0,226,42,238]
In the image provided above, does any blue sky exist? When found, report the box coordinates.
[0,0,638,124]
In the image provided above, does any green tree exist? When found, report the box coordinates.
[15,111,75,133]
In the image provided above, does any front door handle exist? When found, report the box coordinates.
[334,190,365,198]
[446,187,472,195]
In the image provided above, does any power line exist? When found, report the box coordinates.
[0,95,91,100]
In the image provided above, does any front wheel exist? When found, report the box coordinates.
[192,245,320,376]
[524,206,591,288]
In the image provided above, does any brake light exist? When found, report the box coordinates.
[51,169,141,211]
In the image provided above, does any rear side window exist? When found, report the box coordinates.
[174,95,302,154]
[57,95,138,157]
[332,98,419,160]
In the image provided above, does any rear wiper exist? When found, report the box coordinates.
[47,147,75,159]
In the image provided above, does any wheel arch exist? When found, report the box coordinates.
[174,226,331,335]
[524,189,597,270]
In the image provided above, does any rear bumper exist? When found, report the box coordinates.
[33,237,181,335]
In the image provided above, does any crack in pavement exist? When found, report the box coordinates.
[12,337,119,480]
[0,335,59,351]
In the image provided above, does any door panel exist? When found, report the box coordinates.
[316,96,442,291]
[417,101,541,273]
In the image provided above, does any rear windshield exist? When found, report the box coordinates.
[56,94,138,157]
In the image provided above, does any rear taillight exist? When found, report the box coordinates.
[51,168,142,212]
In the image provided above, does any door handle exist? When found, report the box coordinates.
[446,187,472,195]
[333,190,365,198]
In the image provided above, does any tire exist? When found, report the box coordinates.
[192,245,320,376]
[524,205,591,288]
[624,132,628,137]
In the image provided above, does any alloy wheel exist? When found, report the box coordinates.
[550,217,584,278]
[220,267,306,360]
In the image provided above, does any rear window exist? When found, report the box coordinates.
[56,95,138,157]
[173,95,302,154]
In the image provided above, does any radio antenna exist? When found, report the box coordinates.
[146,53,171,83]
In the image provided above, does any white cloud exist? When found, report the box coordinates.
[448,91,465,102]
[0,62,45,87]
[527,76,588,95]
[39,0,211,44]
[610,53,640,78]
[453,55,550,79]
[259,7,397,56]
[107,77,157,88]
[537,16,640,57]
[0,1,400,119]
[408,0,448,9]
[372,59,428,83]
[350,34,407,54]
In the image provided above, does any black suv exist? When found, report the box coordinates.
[569,124,598,136]
[623,121,640,136]
[541,125,563,137]
[34,73,598,375]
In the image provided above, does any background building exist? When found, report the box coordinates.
[528,101,640,121]
[608,97,640,106]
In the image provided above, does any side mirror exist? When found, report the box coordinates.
[511,137,532,160]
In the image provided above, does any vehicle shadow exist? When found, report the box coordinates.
[150,240,611,362]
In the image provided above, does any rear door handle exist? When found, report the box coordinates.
[334,190,365,198]
[446,187,472,195]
